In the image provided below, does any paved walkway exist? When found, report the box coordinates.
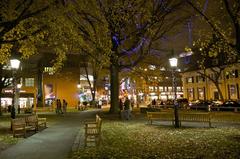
[0,110,99,159]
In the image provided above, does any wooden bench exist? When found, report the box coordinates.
[211,112,240,123]
[179,113,212,127]
[12,118,27,137]
[147,112,174,125]
[84,115,102,147]
[25,114,47,131]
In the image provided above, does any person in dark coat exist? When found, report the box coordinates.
[152,99,156,106]
[119,99,124,111]
[124,97,131,120]
[17,105,20,114]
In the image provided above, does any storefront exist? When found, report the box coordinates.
[149,93,158,100]
[1,92,34,109]
[159,92,183,100]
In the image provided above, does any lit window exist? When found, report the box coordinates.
[229,85,236,97]
[198,88,204,99]
[25,78,34,87]
[159,87,164,92]
[177,87,181,91]
[168,87,172,92]
[149,86,154,91]
[187,77,194,83]
[164,87,168,91]
[196,75,205,83]
[188,88,194,98]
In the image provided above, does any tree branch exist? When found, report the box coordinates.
[186,0,229,43]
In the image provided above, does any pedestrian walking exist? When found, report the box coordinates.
[124,97,131,120]
[56,99,63,114]
[152,99,156,106]
[119,99,124,119]
[130,98,134,110]
[17,105,20,114]
[119,99,124,111]
[98,100,102,109]
[59,99,63,114]
[77,101,81,110]
[56,99,59,114]
[63,99,67,113]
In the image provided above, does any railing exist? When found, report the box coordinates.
[211,106,240,112]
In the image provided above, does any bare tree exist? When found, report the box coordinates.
[187,0,240,58]
[95,0,189,113]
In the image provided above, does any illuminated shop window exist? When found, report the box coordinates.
[177,87,181,92]
[25,78,34,87]
[149,86,154,91]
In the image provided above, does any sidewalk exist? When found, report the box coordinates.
[0,110,99,159]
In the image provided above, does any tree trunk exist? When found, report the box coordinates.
[109,63,119,114]
[84,65,95,103]
[214,82,224,101]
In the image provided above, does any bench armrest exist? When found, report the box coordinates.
[84,121,97,127]
[85,126,98,130]
[85,121,97,124]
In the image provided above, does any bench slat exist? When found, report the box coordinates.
[147,112,212,127]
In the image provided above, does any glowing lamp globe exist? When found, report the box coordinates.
[10,59,20,69]
[169,57,178,67]
[17,84,22,89]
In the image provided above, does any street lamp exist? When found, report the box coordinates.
[10,59,20,69]
[77,83,81,89]
[17,83,22,89]
[169,57,179,128]
[10,58,20,119]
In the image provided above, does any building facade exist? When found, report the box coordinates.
[135,73,183,103]
[1,77,36,110]
[181,63,240,101]
[1,66,104,111]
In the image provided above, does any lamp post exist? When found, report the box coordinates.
[105,86,109,105]
[169,57,179,128]
[10,59,20,119]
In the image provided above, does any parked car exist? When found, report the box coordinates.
[177,98,188,109]
[209,100,223,111]
[189,100,212,111]
[219,101,240,111]
[211,100,223,107]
